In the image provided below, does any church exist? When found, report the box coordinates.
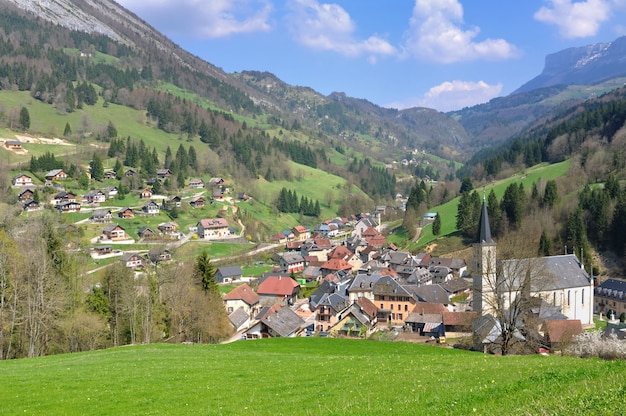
[472,197,594,326]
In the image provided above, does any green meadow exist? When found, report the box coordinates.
[0,338,623,415]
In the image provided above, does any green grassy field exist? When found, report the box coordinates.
[0,338,623,415]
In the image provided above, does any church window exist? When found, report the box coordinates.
[567,290,570,306]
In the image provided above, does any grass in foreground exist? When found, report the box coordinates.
[0,338,624,415]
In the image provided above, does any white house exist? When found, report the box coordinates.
[197,218,230,239]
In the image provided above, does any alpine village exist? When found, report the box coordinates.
[1,1,626,414]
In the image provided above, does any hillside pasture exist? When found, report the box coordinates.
[0,338,623,415]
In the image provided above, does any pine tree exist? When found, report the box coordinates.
[90,153,104,181]
[194,250,219,296]
[432,213,441,235]
[19,106,30,130]
[63,122,72,137]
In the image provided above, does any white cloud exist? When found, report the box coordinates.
[116,0,272,38]
[534,0,615,38]
[403,0,519,63]
[387,80,503,112]
[286,0,396,59]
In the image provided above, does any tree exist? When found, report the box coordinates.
[194,251,218,296]
[19,107,30,130]
[432,213,441,235]
[542,180,558,208]
[90,153,104,182]
[106,121,117,139]
[538,230,552,256]
[459,176,473,194]
[63,122,72,137]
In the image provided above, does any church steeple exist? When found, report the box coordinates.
[478,195,493,244]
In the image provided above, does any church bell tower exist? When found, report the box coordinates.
[473,196,497,315]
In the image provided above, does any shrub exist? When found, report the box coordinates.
[564,331,626,360]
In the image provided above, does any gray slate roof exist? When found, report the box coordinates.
[501,254,591,292]
[229,307,249,329]
[262,306,305,337]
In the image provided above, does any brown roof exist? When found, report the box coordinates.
[544,320,583,343]
[442,311,478,327]
[328,245,353,260]
[362,226,380,238]
[365,234,386,248]
[257,276,300,296]
[411,302,448,315]
[313,237,332,249]
[223,283,260,306]
[320,258,353,271]
[293,225,308,234]
[356,297,378,319]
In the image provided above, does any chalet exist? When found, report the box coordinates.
[23,199,42,212]
[118,207,135,219]
[292,225,310,241]
[278,253,305,274]
[147,247,172,264]
[45,169,67,181]
[4,140,23,150]
[170,196,182,207]
[17,188,35,201]
[189,197,206,208]
[197,218,230,239]
[211,188,223,199]
[271,232,287,244]
[142,200,160,215]
[257,275,300,306]
[157,222,179,237]
[91,209,112,223]
[103,171,117,180]
[188,178,204,188]
[208,177,225,187]
[245,305,305,339]
[84,190,106,204]
[51,191,77,205]
[120,252,143,269]
[102,224,127,240]
[139,188,153,199]
[124,169,137,177]
[12,174,33,187]
[55,201,81,213]
[216,266,243,283]
[156,169,172,180]
[223,283,260,316]
[138,227,156,238]
[92,246,113,256]
[104,186,118,199]
[238,192,250,201]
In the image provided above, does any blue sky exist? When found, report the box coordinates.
[116,0,626,112]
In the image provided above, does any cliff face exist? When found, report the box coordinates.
[515,37,626,93]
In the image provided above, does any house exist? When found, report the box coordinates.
[443,311,478,335]
[594,278,626,318]
[320,258,353,276]
[139,188,153,199]
[104,186,118,199]
[238,192,250,201]
[142,200,160,215]
[257,275,300,306]
[170,196,182,207]
[271,232,287,244]
[102,224,127,240]
[156,168,172,180]
[188,178,204,188]
[302,266,322,282]
[120,252,143,269]
[373,275,417,325]
[92,246,113,256]
[147,247,172,264]
[278,253,305,274]
[5,140,23,150]
[157,222,179,237]
[84,190,106,204]
[352,217,379,238]
[138,227,156,238]
[211,188,223,199]
[405,312,444,337]
[347,272,383,302]
[189,197,206,208]
[223,283,260,316]
[118,208,135,219]
[543,319,583,351]
[328,302,375,337]
[91,209,112,223]
[310,285,350,332]
[292,225,310,241]
[23,199,42,211]
[55,201,81,213]
[124,169,137,177]
[216,266,243,284]
[45,169,67,181]
[208,177,225,187]
[228,307,251,332]
[245,305,305,339]
[103,171,117,180]
[12,174,33,187]
[197,218,230,239]
[51,191,77,205]
[17,188,35,201]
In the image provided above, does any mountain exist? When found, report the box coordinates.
[515,37,626,93]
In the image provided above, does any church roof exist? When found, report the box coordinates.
[478,197,493,244]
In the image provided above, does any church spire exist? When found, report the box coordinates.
[478,195,493,244]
